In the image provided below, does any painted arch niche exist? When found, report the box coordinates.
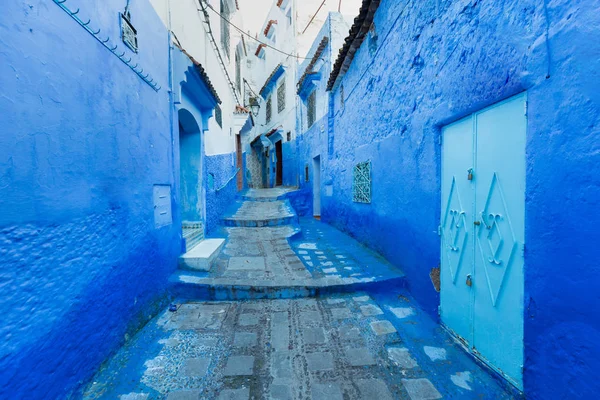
[178,108,203,223]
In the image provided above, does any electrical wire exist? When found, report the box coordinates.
[302,0,327,34]
[244,78,260,99]
[204,1,321,61]
[196,0,240,104]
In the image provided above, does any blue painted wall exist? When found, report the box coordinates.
[289,0,600,397]
[0,1,178,398]
[205,153,238,235]
[284,114,331,216]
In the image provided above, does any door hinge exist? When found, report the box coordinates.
[524,100,528,116]
[438,305,442,316]
[437,225,442,236]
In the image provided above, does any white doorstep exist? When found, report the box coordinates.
[178,238,225,272]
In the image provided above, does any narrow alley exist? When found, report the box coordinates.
[84,190,513,399]
[1,0,598,398]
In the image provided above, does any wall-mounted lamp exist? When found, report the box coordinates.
[248,97,261,116]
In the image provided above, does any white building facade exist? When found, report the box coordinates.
[244,0,361,189]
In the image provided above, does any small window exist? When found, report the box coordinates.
[287,131,291,141]
[266,96,272,123]
[277,80,286,113]
[121,12,138,52]
[305,164,309,182]
[307,91,316,128]
[353,161,372,204]
[215,104,222,128]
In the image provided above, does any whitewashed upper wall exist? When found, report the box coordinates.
[150,0,247,156]
[295,0,362,58]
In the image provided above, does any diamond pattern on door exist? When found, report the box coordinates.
[476,173,517,307]
[442,177,469,283]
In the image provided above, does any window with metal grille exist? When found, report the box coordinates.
[215,104,222,128]
[121,12,138,52]
[307,90,316,128]
[277,80,286,113]
[266,96,272,123]
[235,52,241,94]
[353,161,372,203]
[220,0,230,59]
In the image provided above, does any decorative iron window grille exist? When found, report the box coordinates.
[353,161,372,203]
[220,0,231,59]
[266,96,272,123]
[215,104,223,128]
[307,90,316,128]
[121,12,138,52]
[277,80,286,113]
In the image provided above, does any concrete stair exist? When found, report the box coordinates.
[221,199,298,227]
[178,238,226,272]
[170,271,406,300]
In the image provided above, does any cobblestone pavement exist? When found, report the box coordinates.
[85,190,517,399]
[227,201,295,222]
[171,220,404,291]
[173,190,403,290]
[84,292,515,399]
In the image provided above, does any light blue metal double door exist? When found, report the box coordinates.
[440,93,526,389]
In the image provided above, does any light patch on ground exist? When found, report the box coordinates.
[423,346,447,362]
[451,371,472,390]
[389,307,414,319]
[387,347,418,369]
[298,243,318,249]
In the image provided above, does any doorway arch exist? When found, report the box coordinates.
[178,108,203,225]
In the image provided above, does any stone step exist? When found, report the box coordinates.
[169,272,406,301]
[178,238,226,272]
[239,187,298,202]
[221,215,298,228]
[221,199,298,227]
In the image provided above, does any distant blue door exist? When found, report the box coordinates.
[441,93,526,389]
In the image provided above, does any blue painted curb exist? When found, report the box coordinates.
[168,276,407,301]
[221,214,298,227]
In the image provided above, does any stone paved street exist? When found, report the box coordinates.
[171,191,405,298]
[84,191,516,399]
[83,292,515,399]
